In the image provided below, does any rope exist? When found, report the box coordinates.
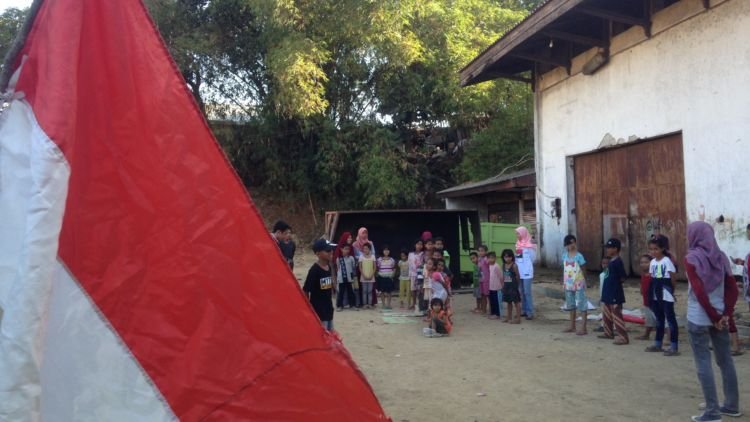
[0,0,45,94]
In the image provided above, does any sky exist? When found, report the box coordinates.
[1,0,32,12]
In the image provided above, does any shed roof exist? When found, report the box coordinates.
[437,168,535,198]
[460,0,686,86]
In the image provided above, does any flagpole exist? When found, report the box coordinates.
[0,0,45,94]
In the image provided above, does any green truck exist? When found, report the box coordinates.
[458,222,529,285]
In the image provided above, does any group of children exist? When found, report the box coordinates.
[465,227,537,326]
[303,227,457,333]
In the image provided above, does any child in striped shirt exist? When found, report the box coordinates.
[376,246,396,310]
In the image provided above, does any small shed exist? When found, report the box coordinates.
[437,168,537,226]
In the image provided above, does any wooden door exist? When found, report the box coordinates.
[573,134,687,276]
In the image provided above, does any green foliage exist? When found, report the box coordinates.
[0,7,27,71]
[356,128,418,208]
[454,98,534,182]
[145,0,537,209]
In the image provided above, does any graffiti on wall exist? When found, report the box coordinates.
[695,204,748,243]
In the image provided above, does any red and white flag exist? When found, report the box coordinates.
[0,1,388,420]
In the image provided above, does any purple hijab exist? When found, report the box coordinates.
[686,221,732,293]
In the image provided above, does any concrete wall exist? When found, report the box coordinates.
[534,0,750,270]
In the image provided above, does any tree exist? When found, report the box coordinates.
[0,8,27,73]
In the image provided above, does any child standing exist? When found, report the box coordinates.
[431,270,448,303]
[562,235,588,335]
[516,227,537,320]
[501,249,522,324]
[636,255,656,340]
[334,244,357,311]
[398,249,411,309]
[376,246,396,310]
[303,239,336,330]
[600,238,629,345]
[595,256,610,333]
[646,236,679,356]
[487,252,502,320]
[478,245,490,314]
[424,298,452,337]
[436,259,452,310]
[409,240,425,312]
[730,223,750,355]
[423,258,435,308]
[434,237,451,267]
[470,252,482,313]
[359,244,377,309]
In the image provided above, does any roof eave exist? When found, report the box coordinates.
[459,0,585,87]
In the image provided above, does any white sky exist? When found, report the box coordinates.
[1,0,32,11]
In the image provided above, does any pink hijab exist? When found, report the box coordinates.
[352,227,371,252]
[686,221,732,293]
[515,227,536,250]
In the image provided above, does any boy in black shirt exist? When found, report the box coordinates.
[304,239,336,331]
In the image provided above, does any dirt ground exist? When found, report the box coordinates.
[292,252,749,422]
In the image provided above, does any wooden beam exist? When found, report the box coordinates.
[541,29,607,48]
[577,6,651,36]
[510,52,570,70]
[482,71,533,84]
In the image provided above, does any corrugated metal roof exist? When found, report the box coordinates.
[437,168,535,197]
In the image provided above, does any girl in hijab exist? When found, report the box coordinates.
[685,221,740,422]
[515,226,537,320]
[352,227,376,258]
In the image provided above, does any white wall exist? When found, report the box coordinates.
[535,0,750,270]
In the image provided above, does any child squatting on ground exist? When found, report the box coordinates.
[562,235,588,335]
[423,297,452,337]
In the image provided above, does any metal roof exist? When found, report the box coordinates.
[437,168,536,198]
[460,0,680,86]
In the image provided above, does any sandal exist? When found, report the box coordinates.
[645,345,663,352]
[663,349,680,356]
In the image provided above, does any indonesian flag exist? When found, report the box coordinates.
[0,1,388,420]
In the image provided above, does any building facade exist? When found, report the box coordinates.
[462,0,750,273]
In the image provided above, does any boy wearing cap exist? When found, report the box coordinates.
[600,238,629,345]
[304,239,336,331]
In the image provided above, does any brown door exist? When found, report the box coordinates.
[573,134,687,277]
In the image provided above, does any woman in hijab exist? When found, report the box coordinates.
[352,227,376,258]
[685,221,740,422]
[515,226,537,319]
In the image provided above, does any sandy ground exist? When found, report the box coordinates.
[292,252,749,422]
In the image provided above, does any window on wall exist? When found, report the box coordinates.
[488,202,519,224]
